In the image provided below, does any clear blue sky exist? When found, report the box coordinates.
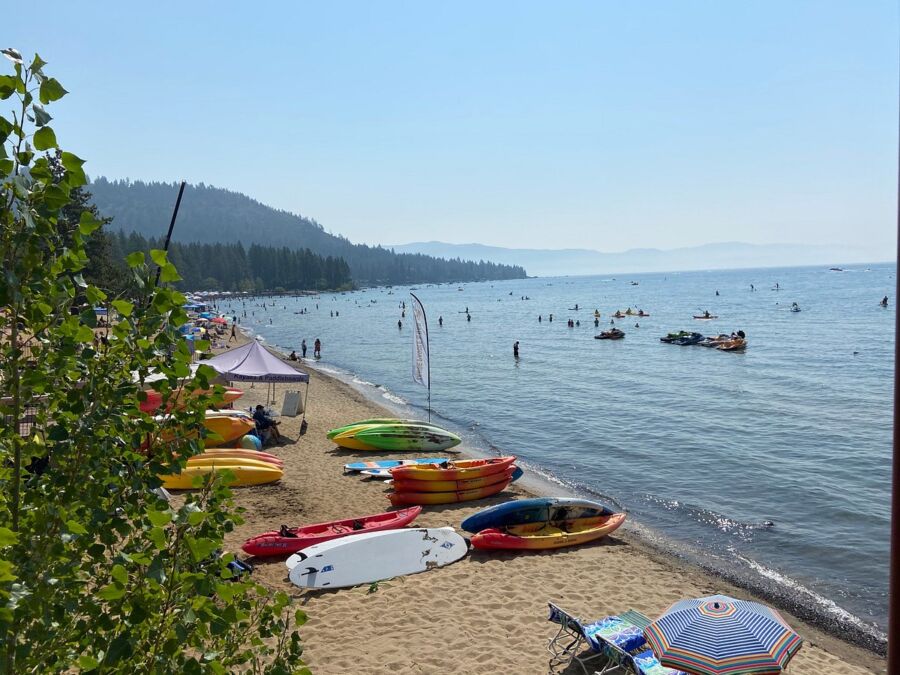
[7,1,899,256]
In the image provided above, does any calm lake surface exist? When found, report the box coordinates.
[219,263,894,644]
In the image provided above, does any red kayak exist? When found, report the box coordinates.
[241,506,423,557]
[139,386,244,413]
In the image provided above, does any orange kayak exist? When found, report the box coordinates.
[391,468,515,493]
[388,477,512,505]
[471,513,627,550]
[389,456,516,482]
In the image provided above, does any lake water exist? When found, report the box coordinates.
[217,263,894,648]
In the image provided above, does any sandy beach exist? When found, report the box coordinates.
[213,334,886,674]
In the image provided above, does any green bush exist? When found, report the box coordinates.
[0,50,308,673]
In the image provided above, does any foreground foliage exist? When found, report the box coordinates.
[0,50,308,672]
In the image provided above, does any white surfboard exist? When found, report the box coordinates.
[286,527,467,589]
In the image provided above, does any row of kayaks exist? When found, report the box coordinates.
[238,417,626,590]
[386,456,518,505]
[660,331,747,351]
[348,455,523,505]
[156,406,286,489]
[243,497,626,576]
[327,418,461,452]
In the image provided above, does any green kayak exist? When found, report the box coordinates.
[327,418,409,439]
[333,423,462,452]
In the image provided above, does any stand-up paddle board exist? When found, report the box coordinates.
[344,458,447,473]
[286,527,467,589]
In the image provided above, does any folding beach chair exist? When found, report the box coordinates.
[547,603,607,674]
[583,611,651,674]
[587,611,688,675]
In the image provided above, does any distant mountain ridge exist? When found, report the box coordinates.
[87,178,526,285]
[390,241,877,276]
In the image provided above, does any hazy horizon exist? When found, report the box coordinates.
[8,1,898,258]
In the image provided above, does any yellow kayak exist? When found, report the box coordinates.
[203,412,256,447]
[160,464,283,489]
[185,456,276,471]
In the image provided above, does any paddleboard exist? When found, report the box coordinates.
[344,458,447,473]
[286,527,467,589]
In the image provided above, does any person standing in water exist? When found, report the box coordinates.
[398,319,403,329]
[513,341,519,358]
[466,313,471,322]
[301,339,307,359]
[538,315,542,322]
[314,338,321,358]
[438,316,443,326]
[881,296,889,307]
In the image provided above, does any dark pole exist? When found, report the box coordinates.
[153,180,186,287]
[890,76,899,672]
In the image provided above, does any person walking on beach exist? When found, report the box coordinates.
[229,323,237,343]
[301,339,307,359]
[513,341,519,358]
[314,338,321,358]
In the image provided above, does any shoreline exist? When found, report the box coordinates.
[215,329,885,673]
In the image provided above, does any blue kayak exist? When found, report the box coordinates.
[460,497,614,533]
[343,458,447,473]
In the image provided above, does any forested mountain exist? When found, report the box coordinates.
[110,232,352,292]
[89,178,526,284]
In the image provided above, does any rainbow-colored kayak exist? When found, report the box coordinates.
[333,423,461,452]
[470,512,626,550]
[389,456,515,482]
[388,477,512,506]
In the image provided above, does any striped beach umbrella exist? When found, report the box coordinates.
[643,594,803,675]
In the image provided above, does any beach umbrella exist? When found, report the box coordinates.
[643,595,802,675]
[210,317,228,324]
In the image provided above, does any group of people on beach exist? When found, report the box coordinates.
[288,338,321,361]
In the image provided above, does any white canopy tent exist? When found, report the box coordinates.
[203,341,310,419]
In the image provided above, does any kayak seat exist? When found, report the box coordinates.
[352,520,365,530]
[279,525,298,538]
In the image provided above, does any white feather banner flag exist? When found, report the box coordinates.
[410,293,430,390]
